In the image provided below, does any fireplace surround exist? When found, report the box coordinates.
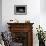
[7,23,34,46]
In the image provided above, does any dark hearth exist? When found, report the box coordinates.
[11,32,28,46]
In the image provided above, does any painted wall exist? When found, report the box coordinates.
[40,0,46,13]
[2,0,46,46]
[40,0,46,31]
[0,0,2,32]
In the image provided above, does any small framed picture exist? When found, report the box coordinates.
[14,5,27,15]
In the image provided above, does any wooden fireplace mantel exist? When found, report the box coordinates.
[7,22,34,46]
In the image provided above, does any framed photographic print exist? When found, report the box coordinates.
[14,5,27,15]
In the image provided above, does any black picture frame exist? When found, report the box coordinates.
[14,5,27,15]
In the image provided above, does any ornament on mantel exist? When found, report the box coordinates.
[25,20,30,23]
[9,19,19,23]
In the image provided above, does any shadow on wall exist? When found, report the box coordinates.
[0,0,2,32]
[40,0,46,14]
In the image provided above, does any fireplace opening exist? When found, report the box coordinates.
[11,32,28,46]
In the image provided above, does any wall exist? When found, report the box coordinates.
[0,0,2,32]
[40,0,46,13]
[40,0,46,31]
[2,0,46,46]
